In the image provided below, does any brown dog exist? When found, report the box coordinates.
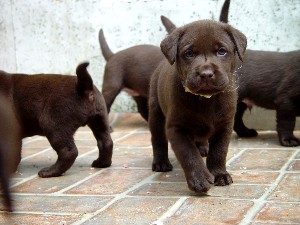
[99,26,167,121]
[0,62,113,179]
[149,20,247,193]
[220,0,300,147]
[0,95,21,211]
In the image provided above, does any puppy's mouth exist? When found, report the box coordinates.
[183,82,226,98]
[181,69,229,98]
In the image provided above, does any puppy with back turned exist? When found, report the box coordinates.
[99,29,164,121]
[149,20,247,193]
[0,62,113,180]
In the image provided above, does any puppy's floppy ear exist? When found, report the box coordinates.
[224,25,247,61]
[160,29,181,65]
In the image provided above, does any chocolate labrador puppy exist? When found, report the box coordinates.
[0,95,21,211]
[221,0,300,147]
[0,62,113,179]
[149,20,247,193]
[99,29,164,121]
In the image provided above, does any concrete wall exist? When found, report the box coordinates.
[0,0,299,129]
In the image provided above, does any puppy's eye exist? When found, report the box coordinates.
[184,49,195,59]
[217,47,227,56]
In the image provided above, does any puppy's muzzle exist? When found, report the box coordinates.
[183,67,228,98]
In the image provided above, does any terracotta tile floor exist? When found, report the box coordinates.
[1,113,300,224]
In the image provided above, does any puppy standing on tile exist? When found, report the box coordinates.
[149,20,247,193]
[220,0,300,147]
[0,62,113,179]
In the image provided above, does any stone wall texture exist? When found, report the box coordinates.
[0,0,299,128]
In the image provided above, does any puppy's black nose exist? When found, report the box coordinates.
[199,69,214,79]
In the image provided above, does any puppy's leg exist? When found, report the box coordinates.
[207,127,233,186]
[133,96,149,121]
[234,102,258,137]
[168,127,214,193]
[276,109,300,147]
[102,69,124,114]
[39,136,78,178]
[0,151,13,211]
[88,115,113,168]
[149,100,172,172]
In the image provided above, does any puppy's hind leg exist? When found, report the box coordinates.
[88,114,113,168]
[133,96,149,121]
[102,68,124,114]
[276,109,300,147]
[196,141,209,157]
[207,127,233,186]
[38,135,78,178]
[149,102,172,172]
[234,102,258,137]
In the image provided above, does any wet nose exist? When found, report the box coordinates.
[199,69,214,79]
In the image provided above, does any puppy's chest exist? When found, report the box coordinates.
[174,99,231,134]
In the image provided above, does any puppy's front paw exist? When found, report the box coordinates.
[152,159,173,172]
[280,136,300,147]
[187,171,214,193]
[214,173,233,186]
[92,158,112,168]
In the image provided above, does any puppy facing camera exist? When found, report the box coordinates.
[149,19,247,193]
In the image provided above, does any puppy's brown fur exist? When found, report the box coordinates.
[99,29,165,121]
[0,95,21,211]
[149,20,247,193]
[221,0,300,147]
[0,62,113,180]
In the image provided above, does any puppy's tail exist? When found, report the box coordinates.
[161,15,176,34]
[219,0,230,23]
[76,62,94,98]
[99,29,114,61]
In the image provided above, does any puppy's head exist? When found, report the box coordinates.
[160,20,247,98]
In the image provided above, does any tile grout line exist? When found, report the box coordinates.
[151,197,188,225]
[239,148,300,225]
[11,147,98,189]
[1,211,78,216]
[10,174,37,188]
[53,168,108,195]
[113,127,145,143]
[71,172,159,225]
[239,147,300,150]
[226,148,248,166]
[10,127,143,191]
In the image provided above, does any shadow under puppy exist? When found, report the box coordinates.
[220,0,300,147]
[0,62,113,179]
[0,95,21,211]
[99,26,166,121]
[149,20,247,193]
